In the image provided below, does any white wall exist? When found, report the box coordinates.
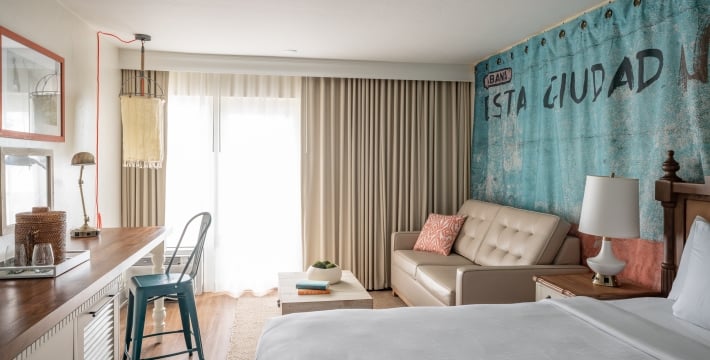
[0,0,122,249]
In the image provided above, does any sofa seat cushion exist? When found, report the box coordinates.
[474,206,570,266]
[415,265,460,306]
[392,250,472,278]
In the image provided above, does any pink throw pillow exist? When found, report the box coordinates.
[413,213,466,256]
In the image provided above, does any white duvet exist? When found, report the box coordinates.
[255,297,710,360]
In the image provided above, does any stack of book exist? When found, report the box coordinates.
[296,279,331,295]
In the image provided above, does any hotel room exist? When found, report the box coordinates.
[1,0,709,359]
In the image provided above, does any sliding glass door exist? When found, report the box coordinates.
[166,73,302,295]
[215,96,301,293]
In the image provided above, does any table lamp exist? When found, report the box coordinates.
[70,152,100,237]
[578,173,639,287]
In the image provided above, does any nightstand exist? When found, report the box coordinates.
[533,273,661,301]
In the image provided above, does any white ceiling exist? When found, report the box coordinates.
[59,0,605,65]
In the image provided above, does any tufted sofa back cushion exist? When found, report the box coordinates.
[473,206,571,266]
[452,200,503,262]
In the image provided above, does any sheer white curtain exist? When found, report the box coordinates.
[167,72,302,296]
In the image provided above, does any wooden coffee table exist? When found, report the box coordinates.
[278,270,373,315]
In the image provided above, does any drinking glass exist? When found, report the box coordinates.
[4,244,26,265]
[3,245,10,267]
[32,243,54,272]
[6,244,27,274]
[15,244,27,266]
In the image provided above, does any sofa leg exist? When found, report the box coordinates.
[391,290,415,307]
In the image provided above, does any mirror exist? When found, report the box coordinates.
[0,26,64,142]
[0,147,54,235]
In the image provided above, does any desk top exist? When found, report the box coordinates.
[0,227,166,360]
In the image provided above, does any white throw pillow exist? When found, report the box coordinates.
[668,216,709,300]
[672,216,710,329]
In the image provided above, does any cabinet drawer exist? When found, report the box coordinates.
[535,282,569,301]
[79,293,119,360]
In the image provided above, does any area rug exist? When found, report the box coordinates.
[226,290,406,360]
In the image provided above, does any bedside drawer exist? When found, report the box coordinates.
[535,282,569,301]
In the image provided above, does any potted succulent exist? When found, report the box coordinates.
[306,260,342,284]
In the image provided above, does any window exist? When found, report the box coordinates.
[166,73,302,295]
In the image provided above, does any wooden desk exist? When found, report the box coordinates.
[0,227,166,360]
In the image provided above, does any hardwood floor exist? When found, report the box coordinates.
[119,292,239,359]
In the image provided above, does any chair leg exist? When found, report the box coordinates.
[176,293,194,354]
[131,291,149,360]
[184,287,205,360]
[123,292,135,360]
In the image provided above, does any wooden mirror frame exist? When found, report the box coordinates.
[0,26,65,142]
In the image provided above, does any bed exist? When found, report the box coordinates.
[255,151,710,360]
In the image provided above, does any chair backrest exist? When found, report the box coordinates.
[166,212,212,284]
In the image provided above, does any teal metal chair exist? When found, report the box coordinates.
[123,212,212,360]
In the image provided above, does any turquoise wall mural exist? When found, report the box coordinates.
[472,0,710,241]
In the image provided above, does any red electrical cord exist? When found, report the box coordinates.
[95,31,137,228]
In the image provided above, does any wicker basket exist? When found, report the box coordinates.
[15,207,67,265]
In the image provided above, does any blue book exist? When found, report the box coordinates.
[295,279,330,290]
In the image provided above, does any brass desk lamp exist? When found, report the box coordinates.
[70,152,100,237]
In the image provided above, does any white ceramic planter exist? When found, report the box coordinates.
[306,265,342,284]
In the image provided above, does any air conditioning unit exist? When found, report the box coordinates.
[121,248,203,303]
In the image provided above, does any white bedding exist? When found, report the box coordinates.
[255,297,710,360]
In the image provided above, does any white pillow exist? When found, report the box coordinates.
[672,216,710,329]
[668,216,710,300]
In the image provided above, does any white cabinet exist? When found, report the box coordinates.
[22,319,75,360]
[13,276,122,360]
[77,293,120,360]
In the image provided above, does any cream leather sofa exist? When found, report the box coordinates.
[391,199,588,306]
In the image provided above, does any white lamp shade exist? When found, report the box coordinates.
[578,175,640,238]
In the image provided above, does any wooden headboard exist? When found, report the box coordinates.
[655,150,710,297]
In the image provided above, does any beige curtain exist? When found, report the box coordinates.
[120,70,168,227]
[302,77,472,289]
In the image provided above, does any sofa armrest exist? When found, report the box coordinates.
[391,231,420,252]
[553,235,581,265]
[455,265,588,305]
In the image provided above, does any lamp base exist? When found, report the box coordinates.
[592,273,619,287]
[71,224,100,238]
[586,238,625,287]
